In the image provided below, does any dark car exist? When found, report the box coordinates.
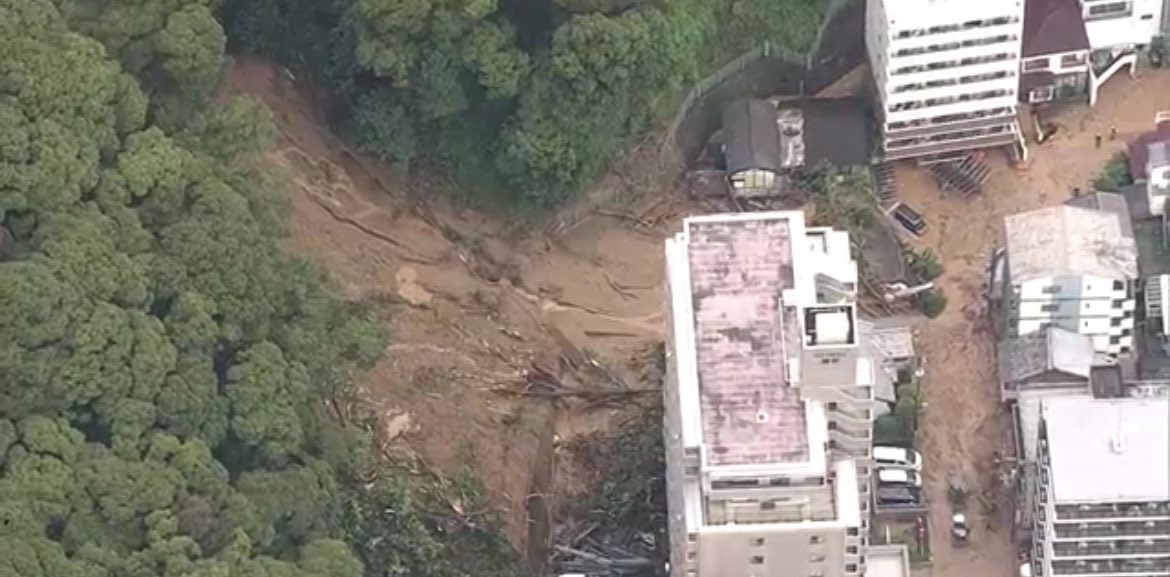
[893,203,927,236]
[877,486,922,506]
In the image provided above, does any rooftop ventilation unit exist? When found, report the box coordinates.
[813,311,851,346]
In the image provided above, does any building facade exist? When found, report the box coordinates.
[1002,199,1138,356]
[663,212,882,577]
[1030,396,1170,577]
[1019,0,1092,104]
[1080,0,1165,51]
[865,0,1027,161]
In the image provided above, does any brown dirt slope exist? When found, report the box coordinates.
[220,56,692,551]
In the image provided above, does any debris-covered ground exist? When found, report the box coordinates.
[224,50,1170,577]
[896,69,1170,577]
[221,56,694,567]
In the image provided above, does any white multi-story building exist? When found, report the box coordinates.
[865,0,1028,161]
[1080,0,1166,51]
[1031,396,1170,577]
[1002,196,1139,356]
[663,212,898,577]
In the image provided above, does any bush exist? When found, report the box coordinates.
[905,248,943,283]
[1092,152,1133,192]
[874,413,913,445]
[915,289,947,319]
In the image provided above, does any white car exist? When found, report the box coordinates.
[873,445,923,471]
[877,467,923,488]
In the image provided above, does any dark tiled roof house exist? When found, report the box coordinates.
[1018,0,1091,104]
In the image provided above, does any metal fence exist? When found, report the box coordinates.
[662,42,807,167]
[660,0,867,168]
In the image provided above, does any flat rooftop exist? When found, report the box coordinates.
[1004,204,1138,282]
[685,215,808,467]
[1043,396,1170,503]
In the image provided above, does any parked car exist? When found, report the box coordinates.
[892,203,927,236]
[876,486,921,506]
[873,446,923,471]
[877,467,923,488]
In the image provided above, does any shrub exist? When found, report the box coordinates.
[915,289,947,319]
[905,248,943,283]
[1092,152,1133,192]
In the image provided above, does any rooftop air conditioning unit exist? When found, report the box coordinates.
[813,311,850,345]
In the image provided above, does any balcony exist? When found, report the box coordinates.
[884,131,1017,161]
[886,113,1015,140]
[1051,558,1170,575]
[1055,521,1170,539]
[831,404,872,425]
[1053,540,1170,558]
[1055,503,1170,521]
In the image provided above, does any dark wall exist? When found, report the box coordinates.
[670,0,867,166]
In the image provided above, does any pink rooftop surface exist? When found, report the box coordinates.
[685,217,809,467]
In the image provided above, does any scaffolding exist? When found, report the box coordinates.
[927,152,992,198]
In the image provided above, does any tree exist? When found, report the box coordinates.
[0,1,379,573]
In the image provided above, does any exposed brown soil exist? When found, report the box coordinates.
[898,69,1170,577]
[222,52,1170,576]
[220,56,699,554]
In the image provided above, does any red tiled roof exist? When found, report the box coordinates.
[1126,123,1170,181]
[1022,0,1090,58]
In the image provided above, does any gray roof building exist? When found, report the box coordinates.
[999,327,1095,385]
[722,99,783,176]
[1064,191,1134,238]
[1004,204,1138,282]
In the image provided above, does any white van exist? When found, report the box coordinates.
[873,446,923,471]
[877,467,923,488]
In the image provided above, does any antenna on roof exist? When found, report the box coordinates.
[1110,406,1127,454]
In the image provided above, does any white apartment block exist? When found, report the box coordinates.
[865,0,1027,161]
[663,212,885,577]
[1031,396,1170,577]
[1002,198,1138,356]
[1080,0,1166,50]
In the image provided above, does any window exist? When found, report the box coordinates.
[809,553,825,562]
[810,535,824,544]
[1060,53,1086,68]
[1023,58,1049,71]
[687,551,696,561]
[1111,318,1123,327]
[760,501,776,511]
[1113,280,1125,290]
[751,537,765,547]
[828,402,838,410]
[848,546,859,554]
[1141,13,1153,19]
[1088,1,1131,19]
[1042,285,1061,294]
[847,564,859,573]
[1110,335,1122,345]
[848,527,860,536]
[1041,304,1059,312]
[750,556,765,565]
[1029,87,1055,103]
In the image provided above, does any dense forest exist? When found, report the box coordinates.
[0,0,522,575]
[0,0,828,575]
[223,0,831,208]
